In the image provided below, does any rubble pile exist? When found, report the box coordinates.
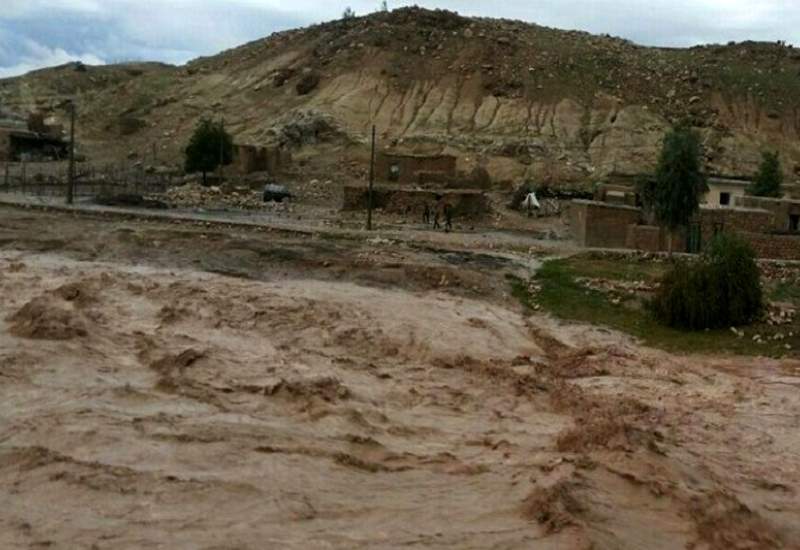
[155,184,291,211]
[765,302,798,327]
[759,262,800,285]
[263,109,350,147]
[576,277,657,304]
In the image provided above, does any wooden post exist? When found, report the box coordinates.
[67,102,76,205]
[366,125,376,231]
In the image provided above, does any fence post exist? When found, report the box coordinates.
[67,101,75,204]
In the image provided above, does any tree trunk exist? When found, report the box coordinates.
[202,170,207,186]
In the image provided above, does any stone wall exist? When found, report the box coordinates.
[570,200,642,248]
[739,232,800,261]
[0,131,11,162]
[342,185,488,218]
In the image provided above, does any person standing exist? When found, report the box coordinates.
[444,204,453,232]
[423,203,431,225]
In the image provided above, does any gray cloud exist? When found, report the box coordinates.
[1,0,798,78]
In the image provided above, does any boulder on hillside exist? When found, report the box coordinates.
[296,72,321,95]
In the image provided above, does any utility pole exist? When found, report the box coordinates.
[218,117,225,184]
[67,101,76,205]
[366,125,376,231]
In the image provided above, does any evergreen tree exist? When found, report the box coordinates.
[380,1,389,11]
[342,7,356,19]
[652,126,708,252]
[184,118,233,186]
[748,151,783,198]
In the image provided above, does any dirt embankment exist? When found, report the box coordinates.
[1,214,799,550]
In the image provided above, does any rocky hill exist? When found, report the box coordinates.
[2,7,800,187]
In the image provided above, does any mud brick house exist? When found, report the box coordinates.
[375,152,457,185]
[571,200,642,248]
[703,176,752,207]
[0,111,68,162]
[571,196,800,260]
[232,144,292,175]
[0,128,67,162]
[735,195,800,233]
[592,183,638,206]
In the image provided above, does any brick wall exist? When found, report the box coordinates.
[570,200,642,248]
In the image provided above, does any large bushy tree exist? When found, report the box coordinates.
[748,151,783,198]
[651,233,763,330]
[651,126,708,252]
[184,118,233,186]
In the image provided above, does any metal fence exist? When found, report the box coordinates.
[0,160,179,199]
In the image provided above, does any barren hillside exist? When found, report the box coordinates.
[3,7,800,186]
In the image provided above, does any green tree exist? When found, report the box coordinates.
[652,126,708,252]
[635,175,658,225]
[184,118,233,186]
[380,1,389,11]
[342,7,356,19]
[748,151,783,198]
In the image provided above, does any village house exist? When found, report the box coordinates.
[375,152,457,185]
[572,177,800,260]
[0,112,68,162]
[231,144,292,176]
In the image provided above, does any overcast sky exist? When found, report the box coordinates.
[1,0,798,78]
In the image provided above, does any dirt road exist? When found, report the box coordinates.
[1,207,799,549]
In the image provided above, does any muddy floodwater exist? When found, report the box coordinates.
[1,208,799,549]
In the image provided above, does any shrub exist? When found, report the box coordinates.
[650,233,762,330]
[296,72,320,95]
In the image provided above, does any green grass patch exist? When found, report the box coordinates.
[512,255,798,358]
[556,255,666,283]
[768,281,800,305]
